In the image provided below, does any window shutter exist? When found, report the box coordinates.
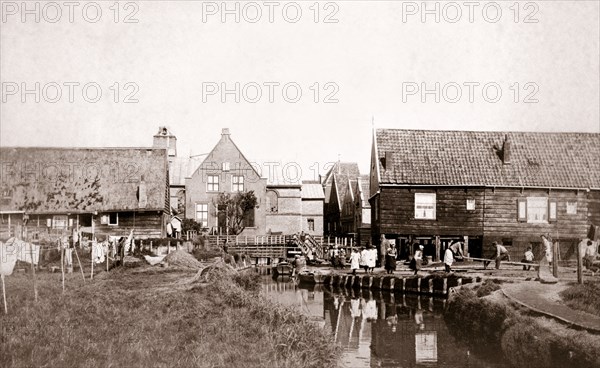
[517,198,527,222]
[548,199,557,222]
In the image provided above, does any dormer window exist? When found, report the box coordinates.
[222,162,230,171]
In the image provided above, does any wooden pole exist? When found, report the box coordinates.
[576,239,583,284]
[552,241,559,278]
[90,242,94,280]
[73,247,86,282]
[106,243,109,272]
[28,243,38,302]
[60,247,65,293]
[1,275,7,314]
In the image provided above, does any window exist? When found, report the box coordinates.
[243,208,255,227]
[527,197,548,223]
[52,215,68,229]
[266,190,278,213]
[308,218,315,231]
[207,175,219,191]
[232,175,244,192]
[566,201,578,215]
[415,193,436,220]
[222,162,230,171]
[108,213,118,226]
[466,199,476,210]
[195,204,208,228]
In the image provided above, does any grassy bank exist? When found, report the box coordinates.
[1,266,339,368]
[559,281,600,317]
[445,284,600,368]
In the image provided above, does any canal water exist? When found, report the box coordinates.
[260,275,512,368]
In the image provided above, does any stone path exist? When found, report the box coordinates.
[501,281,600,332]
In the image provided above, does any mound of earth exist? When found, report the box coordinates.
[164,250,203,269]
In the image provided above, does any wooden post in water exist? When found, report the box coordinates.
[434,236,440,262]
[576,239,583,284]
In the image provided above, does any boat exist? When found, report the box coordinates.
[272,262,294,277]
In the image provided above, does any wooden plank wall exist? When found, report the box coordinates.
[379,187,484,237]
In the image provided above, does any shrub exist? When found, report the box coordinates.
[560,281,600,317]
[476,280,503,297]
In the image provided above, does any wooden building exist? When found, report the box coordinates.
[322,162,360,236]
[0,147,170,241]
[369,129,600,261]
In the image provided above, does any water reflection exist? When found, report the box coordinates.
[261,275,509,368]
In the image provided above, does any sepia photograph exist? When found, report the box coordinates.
[1,1,599,367]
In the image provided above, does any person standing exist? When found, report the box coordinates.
[444,246,454,273]
[410,244,424,275]
[366,245,377,274]
[360,246,369,273]
[385,245,397,274]
[379,235,390,268]
[349,247,361,275]
[541,235,553,270]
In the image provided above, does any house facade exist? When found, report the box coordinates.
[369,129,600,261]
[185,128,267,236]
[0,147,170,241]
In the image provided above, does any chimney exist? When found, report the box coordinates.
[502,134,511,164]
[385,151,394,169]
[221,128,231,139]
[153,126,177,157]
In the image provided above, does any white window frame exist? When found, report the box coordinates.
[414,193,436,220]
[527,197,548,223]
[52,215,68,230]
[222,162,230,171]
[232,175,244,192]
[466,198,476,211]
[207,175,219,192]
[195,203,208,228]
[308,218,315,231]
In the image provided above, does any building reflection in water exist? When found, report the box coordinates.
[261,275,507,368]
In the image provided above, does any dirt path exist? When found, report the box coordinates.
[501,281,600,332]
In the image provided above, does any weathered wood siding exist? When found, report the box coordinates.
[94,211,165,239]
[588,190,600,228]
[482,188,589,258]
[378,187,485,237]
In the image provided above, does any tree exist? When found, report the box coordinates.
[212,191,258,235]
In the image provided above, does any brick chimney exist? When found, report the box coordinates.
[153,126,177,157]
[502,134,511,164]
[221,128,231,139]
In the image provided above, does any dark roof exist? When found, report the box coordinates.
[323,162,360,204]
[356,175,371,207]
[375,129,600,189]
[0,147,169,213]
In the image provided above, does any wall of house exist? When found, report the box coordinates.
[302,199,324,236]
[378,187,485,237]
[184,133,267,236]
[94,211,165,239]
[482,188,591,260]
[265,187,302,234]
[588,190,600,230]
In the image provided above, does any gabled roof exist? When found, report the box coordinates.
[169,156,202,186]
[0,147,169,213]
[375,129,600,189]
[323,162,360,204]
[355,175,371,208]
[301,183,325,200]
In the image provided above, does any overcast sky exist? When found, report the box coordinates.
[1,0,599,182]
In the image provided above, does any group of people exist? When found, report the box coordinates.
[348,245,378,274]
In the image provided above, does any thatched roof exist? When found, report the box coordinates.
[0,147,169,214]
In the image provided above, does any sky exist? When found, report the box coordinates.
[1,0,599,183]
